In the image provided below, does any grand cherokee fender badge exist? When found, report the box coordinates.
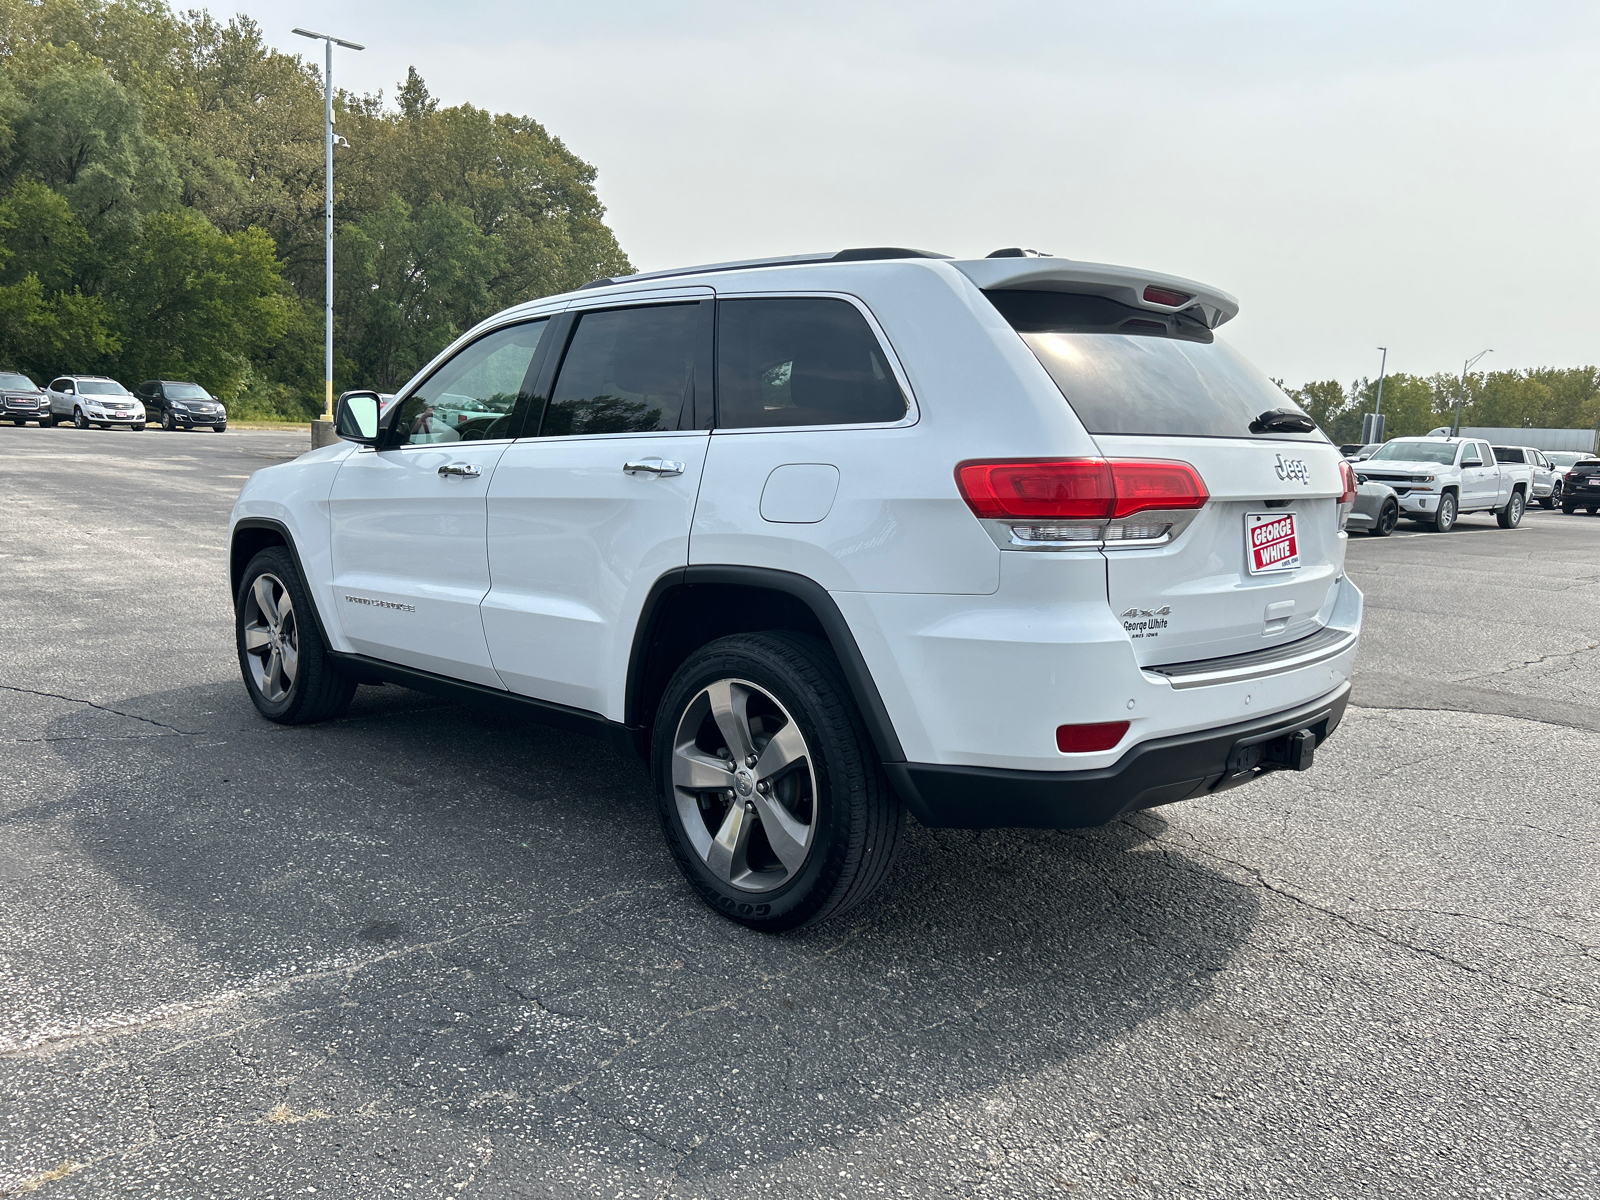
[1121,605,1171,639]
[345,595,415,612]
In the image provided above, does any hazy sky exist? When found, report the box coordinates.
[234,1,1598,386]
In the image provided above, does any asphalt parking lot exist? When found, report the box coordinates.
[1,425,1596,1199]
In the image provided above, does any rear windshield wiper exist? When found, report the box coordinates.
[1250,408,1317,434]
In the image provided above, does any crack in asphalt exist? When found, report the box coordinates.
[1457,641,1600,684]
[1124,823,1600,1013]
[0,684,201,736]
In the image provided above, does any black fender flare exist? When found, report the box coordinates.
[626,565,906,765]
[230,518,337,651]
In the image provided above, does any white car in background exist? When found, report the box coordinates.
[1490,446,1562,509]
[229,247,1363,929]
[45,375,146,430]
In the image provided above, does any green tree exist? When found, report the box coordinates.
[1280,379,1357,444]
[8,62,176,235]
[110,208,290,393]
[333,193,500,390]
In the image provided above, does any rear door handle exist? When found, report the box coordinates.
[623,458,685,478]
[438,461,481,478]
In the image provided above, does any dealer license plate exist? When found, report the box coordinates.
[1246,512,1301,574]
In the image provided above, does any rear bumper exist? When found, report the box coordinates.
[886,682,1350,829]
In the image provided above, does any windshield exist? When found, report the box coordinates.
[1367,440,1458,465]
[166,383,211,400]
[1548,452,1588,468]
[0,372,36,390]
[78,379,132,396]
[987,290,1324,442]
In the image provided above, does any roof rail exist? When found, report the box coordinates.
[577,246,950,291]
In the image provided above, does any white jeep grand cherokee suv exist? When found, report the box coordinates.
[228,248,1362,930]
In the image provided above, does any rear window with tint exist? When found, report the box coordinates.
[716,298,907,429]
[986,291,1323,443]
[541,303,698,436]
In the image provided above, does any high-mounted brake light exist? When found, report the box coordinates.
[955,459,1208,523]
[1056,721,1130,753]
[1142,285,1192,307]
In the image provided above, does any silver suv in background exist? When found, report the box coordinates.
[45,376,145,430]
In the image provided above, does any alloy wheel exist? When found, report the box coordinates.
[670,678,817,893]
[241,573,299,703]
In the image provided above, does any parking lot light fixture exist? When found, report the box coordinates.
[292,27,364,427]
[1450,349,1492,436]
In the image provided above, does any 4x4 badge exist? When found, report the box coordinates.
[1121,606,1171,618]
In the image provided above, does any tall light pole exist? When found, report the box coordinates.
[1450,348,1492,436]
[1365,346,1388,444]
[292,27,364,433]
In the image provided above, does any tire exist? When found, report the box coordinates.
[1542,481,1559,510]
[1429,492,1457,532]
[10,420,22,426]
[213,423,226,433]
[1563,502,1577,514]
[1589,507,1598,516]
[651,631,904,932]
[161,411,175,431]
[1369,499,1399,537]
[39,414,55,427]
[235,547,356,725]
[73,408,87,429]
[1496,490,1525,529]
[131,423,145,431]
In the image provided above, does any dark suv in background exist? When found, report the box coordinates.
[0,371,49,425]
[1560,459,1600,514]
[137,380,227,432]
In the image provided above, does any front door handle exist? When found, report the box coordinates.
[623,458,685,478]
[439,461,481,478]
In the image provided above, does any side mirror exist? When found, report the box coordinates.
[335,390,383,444]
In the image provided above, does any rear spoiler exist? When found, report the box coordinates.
[951,257,1239,329]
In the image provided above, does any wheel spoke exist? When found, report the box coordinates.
[252,576,280,627]
[673,744,733,791]
[706,680,756,763]
[264,648,282,697]
[243,625,270,652]
[279,638,298,684]
[755,720,806,782]
[703,800,753,884]
[751,792,810,873]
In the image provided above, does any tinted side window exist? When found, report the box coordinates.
[1493,447,1522,463]
[716,298,907,429]
[396,319,548,445]
[538,303,699,437]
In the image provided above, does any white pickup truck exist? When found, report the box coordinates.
[1354,436,1534,532]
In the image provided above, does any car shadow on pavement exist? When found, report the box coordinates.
[21,679,1261,1182]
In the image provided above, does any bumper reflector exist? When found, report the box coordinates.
[1056,721,1130,753]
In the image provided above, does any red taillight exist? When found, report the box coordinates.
[955,459,1207,521]
[1142,285,1192,307]
[1338,460,1358,506]
[1056,721,1130,753]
